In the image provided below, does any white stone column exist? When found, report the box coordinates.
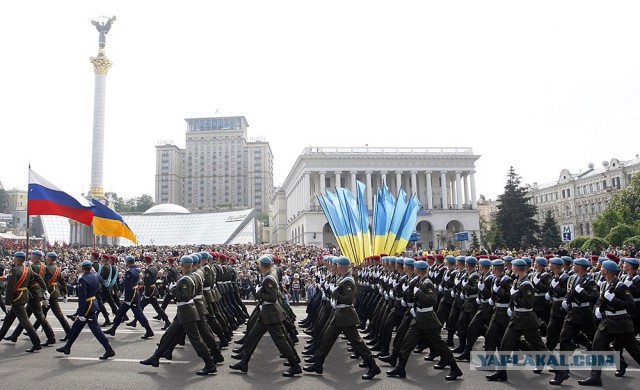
[396,171,403,194]
[470,170,477,210]
[335,171,342,189]
[463,173,471,208]
[440,171,448,209]
[350,171,357,194]
[381,171,387,187]
[319,171,326,195]
[303,172,310,210]
[89,53,113,198]
[456,171,463,209]
[365,171,373,209]
[425,171,433,210]
[410,171,418,195]
[449,178,455,208]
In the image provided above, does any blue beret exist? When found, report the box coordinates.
[561,256,573,263]
[602,260,619,272]
[336,256,351,265]
[414,260,428,270]
[535,257,548,266]
[465,256,477,264]
[190,255,199,263]
[503,255,514,262]
[381,256,388,263]
[491,259,505,266]
[32,250,43,256]
[479,259,492,267]
[445,255,456,264]
[331,256,340,264]
[598,257,608,263]
[14,251,26,258]
[396,258,405,265]
[81,260,92,267]
[259,254,273,264]
[512,259,526,266]
[323,255,332,261]
[522,257,532,264]
[46,251,58,258]
[125,255,136,263]
[550,257,563,265]
[624,257,640,265]
[388,256,396,263]
[199,252,210,260]
[404,259,415,267]
[180,255,192,264]
[573,258,589,266]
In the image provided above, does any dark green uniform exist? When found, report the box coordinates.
[0,264,43,348]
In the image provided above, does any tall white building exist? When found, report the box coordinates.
[527,157,640,237]
[155,116,273,213]
[270,146,481,251]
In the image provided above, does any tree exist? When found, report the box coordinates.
[470,231,480,251]
[605,224,640,247]
[0,181,7,214]
[569,236,590,249]
[480,217,504,252]
[135,194,155,212]
[496,167,539,249]
[607,173,640,224]
[592,208,624,239]
[539,211,562,248]
[581,237,609,253]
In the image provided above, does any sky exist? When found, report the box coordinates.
[2,1,640,202]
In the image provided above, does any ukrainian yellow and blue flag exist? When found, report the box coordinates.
[91,199,137,244]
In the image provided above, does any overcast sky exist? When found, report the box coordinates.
[2,1,640,202]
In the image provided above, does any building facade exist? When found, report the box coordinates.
[528,157,640,237]
[155,116,273,213]
[270,146,481,252]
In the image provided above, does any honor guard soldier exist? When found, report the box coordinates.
[578,260,640,386]
[550,257,599,385]
[481,259,512,360]
[486,258,549,382]
[531,257,552,335]
[230,254,302,376]
[160,257,180,311]
[56,260,115,359]
[458,257,494,361]
[446,256,467,349]
[545,257,570,350]
[0,251,43,352]
[43,252,71,341]
[435,255,457,348]
[105,256,154,339]
[127,255,171,330]
[452,256,481,355]
[140,255,217,375]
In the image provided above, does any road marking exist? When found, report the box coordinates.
[58,357,191,364]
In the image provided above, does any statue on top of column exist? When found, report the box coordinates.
[91,16,116,50]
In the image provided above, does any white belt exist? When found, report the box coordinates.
[481,299,490,303]
[605,310,627,316]
[572,302,590,308]
[514,307,532,312]
[466,294,478,299]
[407,302,414,307]
[203,287,212,291]
[416,307,433,312]
[552,297,564,302]
[176,299,194,307]
[534,293,546,297]
[495,303,510,308]
[194,294,203,300]
[336,304,353,309]
[634,298,640,302]
[396,297,403,301]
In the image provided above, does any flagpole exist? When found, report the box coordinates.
[93,233,96,251]
[26,164,30,253]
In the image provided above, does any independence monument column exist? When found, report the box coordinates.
[88,16,116,199]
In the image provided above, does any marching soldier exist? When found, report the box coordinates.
[435,255,457,348]
[160,257,180,311]
[545,257,570,350]
[42,252,70,341]
[446,256,467,349]
[530,257,552,336]
[578,260,640,386]
[127,255,171,330]
[452,256,480,355]
[480,258,512,362]
[55,260,115,359]
[0,251,42,352]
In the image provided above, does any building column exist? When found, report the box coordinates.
[395,171,403,195]
[425,171,433,210]
[303,172,310,210]
[440,171,448,209]
[365,171,373,209]
[470,170,477,210]
[319,171,326,195]
[350,171,357,194]
[381,171,387,188]
[335,171,342,189]
[455,171,463,209]
[463,172,471,208]
[410,171,418,195]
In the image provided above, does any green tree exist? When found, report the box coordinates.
[496,167,539,249]
[581,237,609,253]
[607,173,640,224]
[134,194,155,212]
[569,236,590,249]
[539,211,562,248]
[605,224,639,247]
[479,217,504,252]
[623,236,640,248]
[470,231,480,251]
[592,208,624,239]
[105,192,126,211]
[0,181,7,214]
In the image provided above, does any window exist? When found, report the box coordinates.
[589,184,593,193]
[596,182,600,191]
[586,223,591,235]
[567,189,570,197]
[562,190,565,198]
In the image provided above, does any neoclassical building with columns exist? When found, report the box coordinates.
[269,146,481,252]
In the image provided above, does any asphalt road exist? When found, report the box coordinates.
[1,302,639,389]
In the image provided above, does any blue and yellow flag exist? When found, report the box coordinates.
[356,180,372,258]
[91,199,137,244]
[383,187,408,254]
[389,194,420,255]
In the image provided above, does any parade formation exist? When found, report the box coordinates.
[3,245,640,387]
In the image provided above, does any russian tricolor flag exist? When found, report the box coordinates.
[28,169,95,225]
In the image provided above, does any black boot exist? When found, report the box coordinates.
[56,344,71,355]
[100,320,112,327]
[232,347,243,354]
[59,334,69,342]
[229,359,249,373]
[362,356,381,380]
[549,370,570,385]
[578,373,602,386]
[424,351,438,361]
[615,359,628,377]
[386,358,406,378]
[26,344,42,353]
[161,349,172,360]
[140,352,161,367]
[455,348,471,361]
[486,370,508,381]
[197,356,217,375]
[4,335,18,343]
[283,361,302,377]
[103,327,116,336]
[42,338,56,347]
[303,358,324,375]
[141,326,154,339]
[100,345,115,360]
[445,362,463,380]
[161,321,171,330]
[212,352,225,364]
[445,333,454,347]
[126,320,137,328]
[379,354,397,367]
